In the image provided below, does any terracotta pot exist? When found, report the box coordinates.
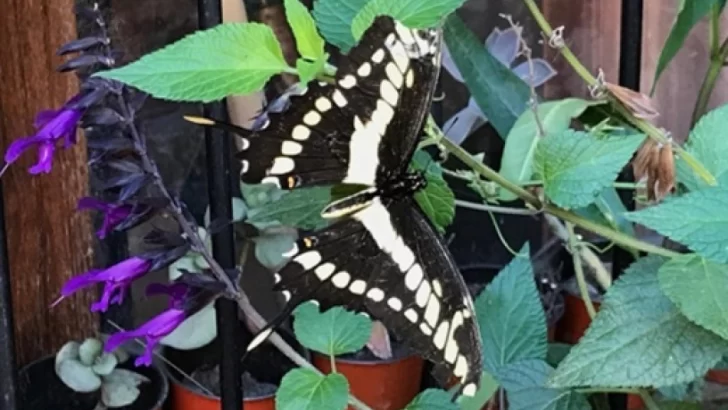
[706,368,728,384]
[167,375,275,410]
[313,352,424,410]
[627,394,645,410]
[555,293,602,344]
[18,354,168,410]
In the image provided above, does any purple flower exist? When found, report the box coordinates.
[77,197,134,239]
[58,256,152,312]
[4,102,84,174]
[146,282,189,309]
[105,308,186,366]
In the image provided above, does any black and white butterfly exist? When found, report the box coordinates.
[187,16,483,397]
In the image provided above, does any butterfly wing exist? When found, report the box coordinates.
[272,196,482,397]
[187,16,441,190]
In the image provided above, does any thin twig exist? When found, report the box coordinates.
[566,223,597,318]
[455,199,540,216]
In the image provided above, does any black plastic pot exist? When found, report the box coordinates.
[18,354,169,410]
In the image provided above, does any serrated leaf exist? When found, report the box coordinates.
[651,0,718,93]
[285,0,325,61]
[659,254,728,341]
[535,131,645,208]
[276,369,349,410]
[79,338,103,366]
[254,232,297,270]
[625,186,728,263]
[96,23,291,102]
[247,186,331,231]
[573,188,635,236]
[457,372,499,410]
[475,244,547,375]
[351,0,466,41]
[499,99,598,201]
[498,360,590,410]
[296,57,326,84]
[443,15,530,139]
[403,388,457,410]
[293,304,372,356]
[56,359,102,393]
[312,0,370,51]
[412,151,454,233]
[677,103,728,191]
[92,353,118,376]
[550,256,728,388]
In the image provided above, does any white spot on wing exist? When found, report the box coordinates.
[294,251,321,269]
[273,273,281,283]
[349,279,367,295]
[247,328,273,352]
[380,80,399,106]
[303,111,322,126]
[385,63,404,89]
[332,90,348,107]
[388,41,409,72]
[332,271,351,288]
[405,265,423,291]
[315,263,336,280]
[404,308,418,323]
[391,236,415,271]
[357,62,372,77]
[371,100,394,135]
[269,157,295,175]
[433,321,449,350]
[343,116,382,185]
[281,141,303,156]
[339,75,357,89]
[463,382,477,397]
[415,280,431,307]
[454,355,468,378]
[420,323,433,336]
[432,280,443,297]
[394,22,416,46]
[424,295,441,327]
[366,287,385,302]
[241,160,249,173]
[240,138,250,150]
[282,290,291,301]
[371,48,386,63]
[292,125,310,141]
[387,297,403,311]
[405,70,415,88]
[445,311,464,363]
[261,176,281,188]
[315,97,332,112]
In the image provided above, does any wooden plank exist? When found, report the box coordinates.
[542,0,622,99]
[0,0,96,365]
[641,0,728,142]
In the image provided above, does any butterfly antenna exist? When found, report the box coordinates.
[183,115,253,138]
[241,303,298,364]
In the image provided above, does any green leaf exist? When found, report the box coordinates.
[475,244,547,375]
[573,188,635,237]
[247,186,331,231]
[351,0,466,41]
[293,304,372,356]
[499,99,598,201]
[241,182,286,208]
[254,232,298,270]
[546,343,572,368]
[97,23,290,102]
[658,402,702,410]
[276,369,349,410]
[457,373,499,410]
[625,186,728,263]
[659,254,728,341]
[312,0,369,51]
[285,0,325,61]
[534,131,645,208]
[412,150,455,233]
[677,103,728,191]
[403,388,457,410]
[443,15,530,139]
[651,0,718,93]
[498,360,590,410]
[550,256,728,388]
[296,57,326,85]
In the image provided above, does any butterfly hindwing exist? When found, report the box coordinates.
[274,196,482,396]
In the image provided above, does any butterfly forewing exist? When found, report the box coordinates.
[275,197,482,397]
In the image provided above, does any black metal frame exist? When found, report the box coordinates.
[0,2,648,410]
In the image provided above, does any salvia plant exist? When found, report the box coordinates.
[55,337,148,409]
[9,0,728,409]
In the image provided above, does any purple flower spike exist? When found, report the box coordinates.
[77,197,134,239]
[4,97,84,174]
[145,282,189,309]
[59,256,152,312]
[105,308,186,366]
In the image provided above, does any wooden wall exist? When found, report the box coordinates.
[0,0,96,365]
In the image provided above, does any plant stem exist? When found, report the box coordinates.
[432,117,680,259]
[639,390,661,410]
[575,387,639,395]
[692,36,728,126]
[455,199,539,216]
[567,223,597,318]
[523,0,717,186]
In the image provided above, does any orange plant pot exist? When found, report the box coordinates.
[706,369,728,384]
[313,353,424,410]
[168,374,275,410]
[555,293,602,345]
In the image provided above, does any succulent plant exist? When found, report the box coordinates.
[55,337,150,408]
